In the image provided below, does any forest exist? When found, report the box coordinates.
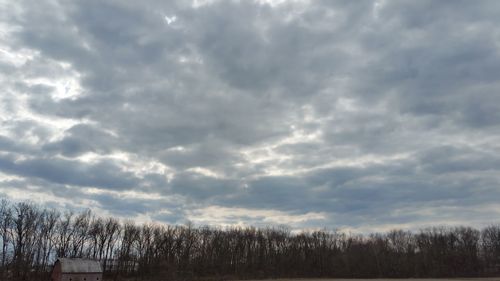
[1,198,500,281]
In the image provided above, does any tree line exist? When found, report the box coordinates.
[1,198,500,281]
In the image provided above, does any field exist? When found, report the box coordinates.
[242,279,500,281]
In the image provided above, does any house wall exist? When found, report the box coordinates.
[51,262,62,281]
[60,273,102,281]
[51,259,103,281]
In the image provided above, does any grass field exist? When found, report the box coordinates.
[239,277,500,281]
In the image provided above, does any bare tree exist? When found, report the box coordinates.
[88,216,104,259]
[482,225,500,275]
[117,221,140,275]
[69,210,91,258]
[102,217,121,272]
[55,211,75,258]
[12,202,41,280]
[2,197,500,281]
[0,199,12,279]
[40,209,60,275]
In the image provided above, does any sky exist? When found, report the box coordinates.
[1,0,500,233]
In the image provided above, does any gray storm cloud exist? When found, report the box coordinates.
[1,0,500,231]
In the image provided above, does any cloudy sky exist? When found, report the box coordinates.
[1,0,500,232]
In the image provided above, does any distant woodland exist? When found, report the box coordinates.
[1,198,500,281]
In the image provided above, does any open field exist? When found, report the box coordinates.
[241,279,500,281]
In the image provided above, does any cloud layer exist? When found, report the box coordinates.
[1,0,500,231]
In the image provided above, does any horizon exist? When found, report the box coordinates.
[1,0,500,233]
[5,196,500,235]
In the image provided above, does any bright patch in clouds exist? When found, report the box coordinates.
[187,206,326,228]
